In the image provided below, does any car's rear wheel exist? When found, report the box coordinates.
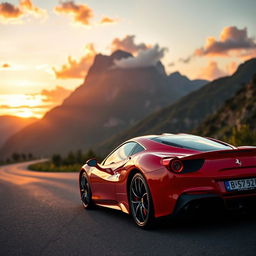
[129,173,155,228]
[80,171,94,209]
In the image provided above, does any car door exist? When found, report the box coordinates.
[90,142,137,203]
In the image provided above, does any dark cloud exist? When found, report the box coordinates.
[111,35,150,55]
[0,2,23,19]
[55,1,93,26]
[113,44,167,69]
[53,43,96,79]
[0,1,46,22]
[195,26,256,56]
[179,56,192,64]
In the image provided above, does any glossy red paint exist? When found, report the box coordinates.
[79,134,256,218]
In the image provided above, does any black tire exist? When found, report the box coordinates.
[79,171,94,209]
[129,173,155,228]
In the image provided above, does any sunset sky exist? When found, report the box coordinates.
[0,0,256,118]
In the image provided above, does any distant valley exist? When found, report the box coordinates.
[0,116,37,148]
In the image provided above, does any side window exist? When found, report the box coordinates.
[130,144,145,156]
[103,142,137,165]
[118,142,137,159]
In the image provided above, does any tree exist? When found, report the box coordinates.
[28,153,34,160]
[76,149,83,164]
[65,151,76,165]
[83,149,97,162]
[21,153,27,161]
[52,154,62,167]
[12,153,20,162]
[227,125,256,146]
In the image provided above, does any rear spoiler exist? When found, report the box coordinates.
[178,147,256,161]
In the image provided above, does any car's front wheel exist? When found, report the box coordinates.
[129,173,155,228]
[79,171,94,209]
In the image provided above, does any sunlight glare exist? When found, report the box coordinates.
[0,94,46,118]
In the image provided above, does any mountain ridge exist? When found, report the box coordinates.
[98,58,256,155]
[0,50,207,159]
[194,74,256,142]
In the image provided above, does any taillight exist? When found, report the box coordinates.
[161,158,204,174]
[170,159,184,173]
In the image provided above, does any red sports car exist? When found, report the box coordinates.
[79,134,256,228]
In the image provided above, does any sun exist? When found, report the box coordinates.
[15,108,35,118]
[0,94,45,118]
[6,94,42,108]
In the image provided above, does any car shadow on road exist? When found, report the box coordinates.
[84,205,256,232]
[155,209,256,233]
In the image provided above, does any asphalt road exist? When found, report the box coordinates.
[0,161,256,256]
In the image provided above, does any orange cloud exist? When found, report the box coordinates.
[195,26,256,56]
[53,43,96,79]
[111,35,150,55]
[20,0,46,16]
[238,49,256,61]
[197,61,227,80]
[100,16,116,24]
[41,86,72,104]
[0,2,23,19]
[2,63,10,68]
[0,1,46,22]
[226,61,238,75]
[55,1,93,26]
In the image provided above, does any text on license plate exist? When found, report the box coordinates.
[225,178,256,192]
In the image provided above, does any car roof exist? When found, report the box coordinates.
[132,133,194,141]
[128,133,234,151]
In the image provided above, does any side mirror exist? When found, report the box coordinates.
[86,158,97,167]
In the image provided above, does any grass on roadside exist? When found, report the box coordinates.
[28,161,81,172]
[28,149,101,172]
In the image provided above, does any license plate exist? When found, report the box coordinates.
[225,178,256,192]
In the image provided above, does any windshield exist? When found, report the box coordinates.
[151,135,232,152]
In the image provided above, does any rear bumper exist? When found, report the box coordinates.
[172,192,256,216]
[146,167,256,218]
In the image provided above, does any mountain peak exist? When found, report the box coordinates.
[87,53,112,74]
[168,71,190,83]
[170,71,182,76]
[87,50,133,75]
[110,50,133,60]
[169,71,188,79]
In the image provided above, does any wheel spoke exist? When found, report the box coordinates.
[140,205,145,221]
[135,204,140,217]
[135,178,139,195]
[81,193,87,203]
[130,175,151,225]
[142,192,147,199]
[80,174,90,206]
[138,179,143,195]
[131,187,140,198]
